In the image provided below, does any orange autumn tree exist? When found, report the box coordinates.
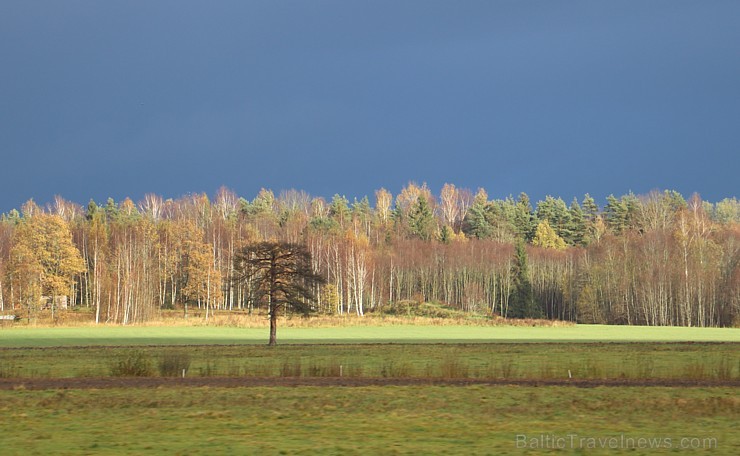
[8,206,85,319]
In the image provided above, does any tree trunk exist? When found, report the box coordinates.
[268,252,277,346]
[269,304,277,346]
[205,270,210,322]
[94,248,100,324]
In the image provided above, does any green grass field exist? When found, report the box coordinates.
[2,343,739,381]
[1,386,736,455]
[2,324,738,381]
[1,324,738,455]
[1,324,738,347]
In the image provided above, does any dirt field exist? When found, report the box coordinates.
[2,376,738,390]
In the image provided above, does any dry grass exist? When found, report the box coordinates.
[17,308,574,329]
[4,342,736,381]
[191,313,574,329]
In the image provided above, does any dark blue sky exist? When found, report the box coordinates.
[2,1,738,213]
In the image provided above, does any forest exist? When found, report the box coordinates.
[0,183,738,327]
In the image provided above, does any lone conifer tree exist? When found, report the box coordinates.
[233,241,324,345]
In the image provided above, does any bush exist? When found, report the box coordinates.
[110,351,153,377]
[157,350,191,377]
[380,300,468,319]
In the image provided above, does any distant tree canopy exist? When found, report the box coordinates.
[0,186,737,327]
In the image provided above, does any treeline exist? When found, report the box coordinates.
[0,184,738,326]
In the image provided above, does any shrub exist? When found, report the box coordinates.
[380,300,468,319]
[110,351,152,377]
[157,350,191,377]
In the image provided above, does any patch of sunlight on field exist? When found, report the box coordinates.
[0,324,738,347]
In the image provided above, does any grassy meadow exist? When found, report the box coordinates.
[1,385,737,455]
[1,323,739,347]
[1,342,739,381]
[1,321,738,454]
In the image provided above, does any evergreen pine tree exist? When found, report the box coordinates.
[246,189,276,217]
[663,190,687,213]
[622,192,641,232]
[104,198,119,222]
[462,196,493,239]
[581,194,601,244]
[351,196,372,232]
[86,200,99,221]
[513,193,535,241]
[440,225,454,244]
[508,241,542,318]
[536,196,571,242]
[604,194,627,234]
[328,194,350,227]
[352,196,371,219]
[567,198,586,246]
[582,194,599,222]
[5,209,21,224]
[408,196,436,240]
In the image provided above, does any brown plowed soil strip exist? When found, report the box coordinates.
[1,377,738,390]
